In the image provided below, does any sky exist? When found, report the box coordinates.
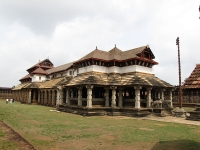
[0,0,200,87]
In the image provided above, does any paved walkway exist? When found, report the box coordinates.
[140,115,200,126]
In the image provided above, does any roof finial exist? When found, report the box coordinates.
[96,46,97,50]
[115,44,116,47]
[39,60,40,62]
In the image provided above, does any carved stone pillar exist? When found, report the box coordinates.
[134,85,141,108]
[169,89,173,107]
[104,87,109,107]
[38,90,41,104]
[86,85,93,108]
[66,88,70,106]
[157,90,161,100]
[161,89,165,100]
[110,86,117,108]
[52,90,55,106]
[146,87,152,108]
[28,89,31,104]
[77,86,82,106]
[118,87,123,107]
[44,90,47,105]
[56,86,63,106]
[42,90,44,105]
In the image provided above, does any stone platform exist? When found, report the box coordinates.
[57,105,164,117]
[186,104,200,121]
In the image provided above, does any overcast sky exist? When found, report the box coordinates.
[0,0,200,87]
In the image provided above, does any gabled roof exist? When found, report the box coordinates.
[19,74,31,81]
[78,49,109,61]
[76,45,155,63]
[31,67,47,75]
[27,59,53,72]
[46,62,74,74]
[183,64,200,89]
[109,47,122,60]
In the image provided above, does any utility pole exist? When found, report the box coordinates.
[176,37,182,108]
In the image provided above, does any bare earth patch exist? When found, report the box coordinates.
[0,121,36,150]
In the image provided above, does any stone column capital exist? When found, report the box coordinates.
[110,86,117,90]
[86,85,93,89]
[134,85,141,90]
[57,85,63,90]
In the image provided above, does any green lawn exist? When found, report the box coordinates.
[0,99,200,150]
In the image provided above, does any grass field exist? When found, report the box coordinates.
[0,99,200,150]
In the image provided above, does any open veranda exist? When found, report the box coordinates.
[0,99,200,150]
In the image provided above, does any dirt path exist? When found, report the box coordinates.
[140,115,200,126]
[0,121,36,150]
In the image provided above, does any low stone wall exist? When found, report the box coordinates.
[57,105,164,117]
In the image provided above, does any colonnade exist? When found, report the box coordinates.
[0,89,12,99]
[61,85,173,109]
[11,85,173,109]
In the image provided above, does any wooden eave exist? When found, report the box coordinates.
[74,57,158,65]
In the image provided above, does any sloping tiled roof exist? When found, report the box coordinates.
[64,72,172,87]
[183,64,200,89]
[24,82,42,88]
[78,49,109,61]
[12,83,31,90]
[77,45,150,62]
[19,74,31,81]
[46,62,73,74]
[39,77,65,89]
[27,59,53,71]
[31,67,47,75]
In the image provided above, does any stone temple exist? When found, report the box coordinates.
[12,45,174,116]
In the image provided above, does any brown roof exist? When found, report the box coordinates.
[76,45,156,63]
[183,64,200,89]
[27,59,53,71]
[12,83,31,90]
[31,67,47,75]
[19,74,31,81]
[46,62,73,74]
[78,49,109,61]
[64,72,173,88]
[39,77,65,89]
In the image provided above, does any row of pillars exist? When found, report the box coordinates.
[60,85,172,109]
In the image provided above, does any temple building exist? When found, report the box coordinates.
[173,64,200,106]
[0,87,12,99]
[12,45,174,116]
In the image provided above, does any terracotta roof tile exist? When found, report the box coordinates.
[19,74,31,81]
[31,68,47,75]
[46,62,73,74]
[76,45,152,63]
[39,77,65,89]
[27,59,53,71]
[64,72,172,87]
[183,64,200,89]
